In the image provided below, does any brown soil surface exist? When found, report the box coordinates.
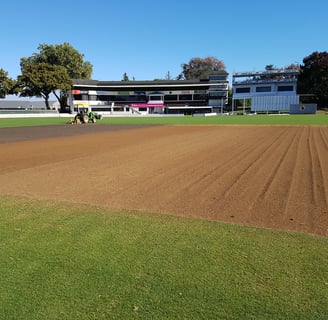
[0,124,327,236]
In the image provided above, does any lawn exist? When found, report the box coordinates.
[0,113,327,128]
[101,114,328,126]
[1,196,327,319]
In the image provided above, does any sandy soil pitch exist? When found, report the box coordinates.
[0,124,327,236]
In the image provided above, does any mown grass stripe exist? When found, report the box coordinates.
[1,196,327,319]
[0,113,327,128]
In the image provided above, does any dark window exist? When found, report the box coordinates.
[193,94,207,101]
[98,95,114,101]
[209,92,225,98]
[73,94,82,100]
[278,85,294,92]
[116,95,147,102]
[164,95,178,101]
[210,85,226,90]
[149,95,163,101]
[236,87,250,93]
[256,86,271,92]
[98,95,146,102]
[209,75,227,81]
[92,107,111,111]
[73,94,88,100]
[179,94,192,101]
[134,95,147,102]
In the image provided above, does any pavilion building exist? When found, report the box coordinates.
[69,72,229,115]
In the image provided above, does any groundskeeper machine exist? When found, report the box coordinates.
[68,106,103,124]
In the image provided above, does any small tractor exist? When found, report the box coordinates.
[68,106,103,124]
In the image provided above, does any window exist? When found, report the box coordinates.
[98,95,113,101]
[209,92,225,98]
[149,95,163,101]
[73,94,89,100]
[278,85,294,92]
[210,85,227,90]
[179,94,192,101]
[73,94,82,100]
[164,95,178,101]
[209,75,227,81]
[88,95,98,101]
[193,94,207,101]
[116,95,147,102]
[236,87,250,93]
[256,86,271,92]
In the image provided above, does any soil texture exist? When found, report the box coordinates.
[0,124,327,236]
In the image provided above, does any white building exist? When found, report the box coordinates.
[232,69,299,113]
[69,72,229,116]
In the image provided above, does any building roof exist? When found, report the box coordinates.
[233,69,299,78]
[73,76,229,92]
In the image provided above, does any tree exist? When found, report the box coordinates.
[20,42,92,112]
[122,72,129,81]
[285,63,300,71]
[0,69,15,98]
[18,63,72,109]
[298,51,328,109]
[165,71,172,80]
[265,64,275,71]
[179,56,226,80]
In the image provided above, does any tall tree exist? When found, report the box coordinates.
[0,69,15,98]
[179,56,226,80]
[18,63,72,109]
[165,71,172,80]
[122,72,129,81]
[285,63,300,71]
[20,42,92,112]
[298,51,328,108]
[265,64,275,70]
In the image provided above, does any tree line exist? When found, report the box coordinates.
[0,42,327,111]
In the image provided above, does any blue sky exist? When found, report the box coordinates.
[1,0,327,83]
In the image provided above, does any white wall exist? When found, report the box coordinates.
[251,95,299,112]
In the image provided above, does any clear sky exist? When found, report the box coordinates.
[1,0,327,83]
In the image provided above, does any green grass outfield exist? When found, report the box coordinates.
[0,113,327,128]
[1,196,327,319]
